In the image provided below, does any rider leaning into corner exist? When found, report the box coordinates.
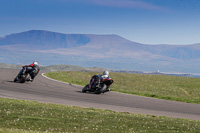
[18,61,40,82]
[89,70,111,92]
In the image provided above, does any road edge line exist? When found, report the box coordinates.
[41,73,83,87]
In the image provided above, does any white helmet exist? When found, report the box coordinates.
[103,71,109,76]
[33,61,38,66]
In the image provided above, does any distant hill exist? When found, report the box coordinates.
[1,30,200,73]
[0,30,90,49]
[0,63,193,77]
[0,63,21,69]
[0,63,108,72]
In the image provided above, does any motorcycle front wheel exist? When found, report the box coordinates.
[14,77,18,82]
[82,85,89,92]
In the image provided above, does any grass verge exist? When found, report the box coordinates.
[45,71,200,104]
[0,98,200,133]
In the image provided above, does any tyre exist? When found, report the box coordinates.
[95,84,107,94]
[82,85,89,92]
[14,77,18,82]
[101,84,107,92]
[20,74,30,83]
[94,90,101,94]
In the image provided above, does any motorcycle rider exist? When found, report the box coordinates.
[89,71,111,92]
[18,61,40,82]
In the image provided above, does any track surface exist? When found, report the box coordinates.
[0,68,200,121]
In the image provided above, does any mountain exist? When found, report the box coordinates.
[0,30,90,49]
[0,30,200,73]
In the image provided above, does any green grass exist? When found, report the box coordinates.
[0,98,200,133]
[45,71,200,104]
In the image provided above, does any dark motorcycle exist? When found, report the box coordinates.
[14,67,32,83]
[82,75,114,94]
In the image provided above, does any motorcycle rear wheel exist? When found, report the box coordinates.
[95,84,107,94]
[20,74,30,83]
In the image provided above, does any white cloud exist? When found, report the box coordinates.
[90,0,165,10]
[54,0,166,11]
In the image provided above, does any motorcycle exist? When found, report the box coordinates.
[82,75,114,94]
[14,67,32,83]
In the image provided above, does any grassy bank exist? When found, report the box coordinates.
[0,98,200,133]
[45,71,200,104]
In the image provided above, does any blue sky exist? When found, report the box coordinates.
[0,0,200,45]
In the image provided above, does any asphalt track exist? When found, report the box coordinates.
[0,68,200,121]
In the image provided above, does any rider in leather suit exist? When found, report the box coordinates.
[18,61,40,81]
[89,71,111,92]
